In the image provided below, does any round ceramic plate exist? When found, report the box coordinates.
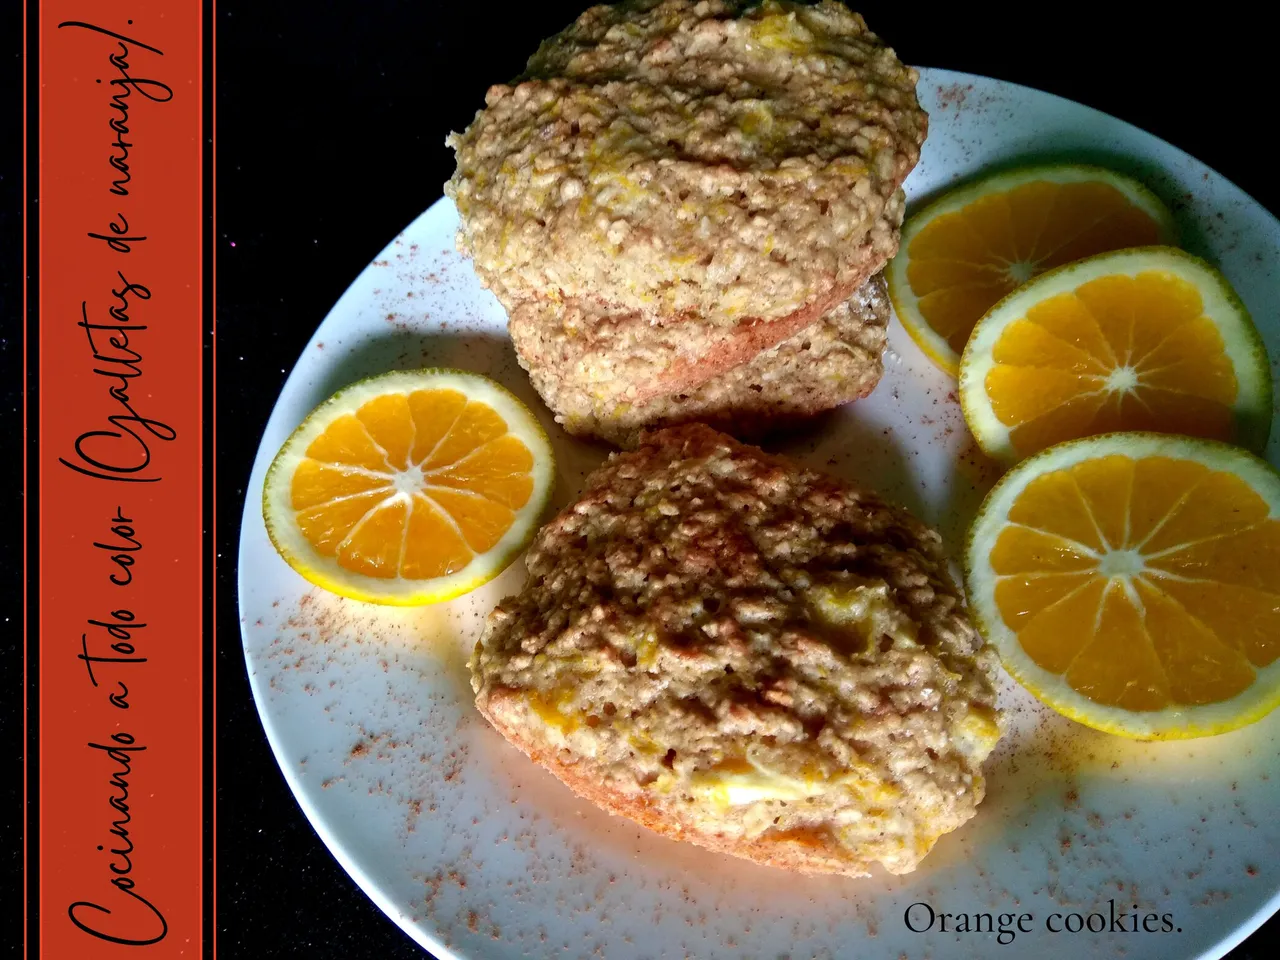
[238,68,1280,960]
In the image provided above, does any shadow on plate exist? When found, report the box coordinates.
[306,328,521,405]
[768,407,930,522]
[768,404,1004,556]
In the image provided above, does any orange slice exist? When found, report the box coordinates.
[262,369,554,605]
[965,432,1280,739]
[958,247,1272,463]
[887,164,1176,374]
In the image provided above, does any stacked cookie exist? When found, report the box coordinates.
[447,0,927,445]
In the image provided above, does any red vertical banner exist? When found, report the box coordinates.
[39,4,203,955]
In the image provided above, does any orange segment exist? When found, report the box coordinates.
[1006,471,1104,550]
[425,487,515,553]
[904,258,1004,297]
[1137,321,1235,399]
[1127,390,1236,443]
[917,283,1010,353]
[1036,183,1160,259]
[291,460,392,509]
[1003,576,1104,669]
[907,209,986,261]
[1137,581,1254,705]
[1128,457,1208,544]
[1006,394,1108,458]
[990,526,1097,575]
[968,434,1280,738]
[425,400,508,469]
[956,193,1018,258]
[356,394,414,469]
[1136,268,1203,325]
[1145,576,1280,668]
[1041,202,1163,268]
[1148,521,1280,591]
[1004,180,1058,258]
[430,434,535,509]
[296,490,388,557]
[986,366,1104,425]
[1033,281,1122,365]
[305,414,393,471]
[1066,455,1132,549]
[1063,585,1169,711]
[990,318,1110,374]
[336,498,408,578]
[408,389,468,465]
[1142,354,1236,400]
[403,494,473,579]
[1140,469,1270,553]
[291,396,534,574]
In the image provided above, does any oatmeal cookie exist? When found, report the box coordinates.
[471,425,1001,877]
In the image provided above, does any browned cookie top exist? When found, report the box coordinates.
[447,0,926,325]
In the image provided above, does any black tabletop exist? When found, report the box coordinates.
[217,4,1280,957]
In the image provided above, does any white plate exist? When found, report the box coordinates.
[238,68,1280,960]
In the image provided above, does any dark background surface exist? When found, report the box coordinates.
[216,3,1280,957]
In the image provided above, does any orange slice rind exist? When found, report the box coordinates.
[262,369,554,605]
[965,431,1280,739]
[887,164,1177,375]
[958,246,1272,463]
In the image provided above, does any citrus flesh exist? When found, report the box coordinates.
[263,370,554,605]
[959,247,1272,463]
[887,164,1175,374]
[965,432,1280,739]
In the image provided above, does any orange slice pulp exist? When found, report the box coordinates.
[887,164,1175,374]
[965,432,1280,739]
[263,369,554,605]
[959,247,1271,463]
